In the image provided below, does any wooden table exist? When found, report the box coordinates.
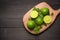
[0,0,60,40]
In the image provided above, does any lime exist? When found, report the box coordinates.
[30,10,38,18]
[27,20,35,30]
[33,7,39,12]
[38,11,44,18]
[34,26,42,33]
[43,15,51,24]
[41,7,49,16]
[35,17,43,25]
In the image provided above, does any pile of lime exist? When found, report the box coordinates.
[27,7,52,33]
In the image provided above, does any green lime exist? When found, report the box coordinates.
[43,15,51,24]
[27,20,35,30]
[33,7,39,12]
[40,7,49,16]
[35,17,43,25]
[30,10,38,18]
[38,11,44,18]
[34,26,42,33]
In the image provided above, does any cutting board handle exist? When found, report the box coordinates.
[54,9,60,16]
[56,9,60,14]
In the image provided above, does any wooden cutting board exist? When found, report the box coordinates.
[23,2,60,34]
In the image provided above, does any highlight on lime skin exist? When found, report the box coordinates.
[30,10,38,18]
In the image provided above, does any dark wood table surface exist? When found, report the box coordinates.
[0,0,60,40]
